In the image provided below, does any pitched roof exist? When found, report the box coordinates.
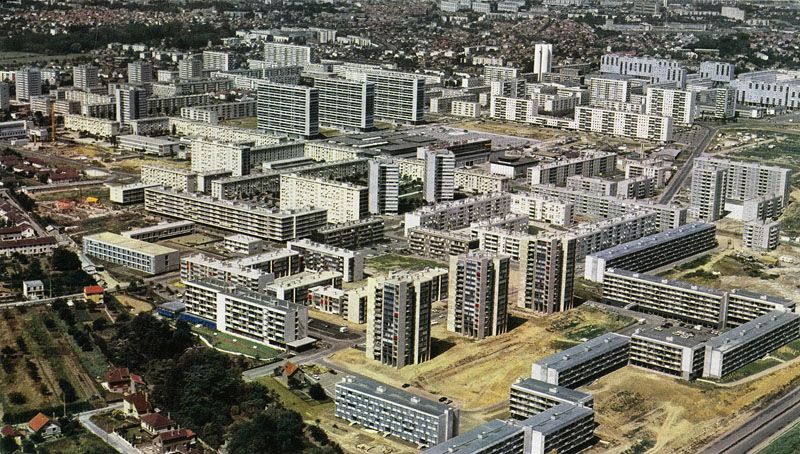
[157,428,196,443]
[28,413,54,433]
[105,367,130,384]
[123,393,152,414]
[131,374,145,385]
[283,361,300,377]
[1,425,16,437]
[84,285,105,295]
[140,412,174,429]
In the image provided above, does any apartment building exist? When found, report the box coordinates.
[181,254,274,292]
[118,135,181,157]
[312,217,385,250]
[0,83,9,111]
[182,279,310,350]
[73,64,99,90]
[629,326,711,380]
[233,249,303,278]
[726,289,795,327]
[532,333,631,387]
[447,251,511,339]
[516,403,596,454]
[178,57,203,80]
[202,51,233,71]
[335,375,459,447]
[266,271,343,305]
[191,140,304,177]
[704,311,800,379]
[645,87,697,125]
[288,238,364,282]
[575,107,673,142]
[408,228,478,261]
[740,194,783,222]
[509,378,593,420]
[15,68,42,101]
[600,54,687,87]
[180,100,257,125]
[223,234,264,255]
[308,285,368,324]
[404,193,513,234]
[564,175,617,196]
[454,168,510,194]
[527,151,616,186]
[121,221,195,242]
[528,185,686,232]
[368,157,400,215]
[422,419,524,454]
[617,175,656,199]
[729,70,800,109]
[517,234,577,315]
[489,96,539,122]
[689,166,726,221]
[358,70,425,124]
[366,268,448,368]
[263,42,312,67]
[144,187,327,242]
[83,232,180,275]
[423,148,456,203]
[624,158,671,188]
[451,100,481,118]
[127,61,153,85]
[484,65,520,82]
[115,85,148,126]
[63,115,120,139]
[699,61,735,83]
[314,77,375,132]
[257,82,319,138]
[587,75,637,103]
[584,222,717,283]
[279,174,368,224]
[141,165,198,192]
[692,155,792,208]
[109,183,159,204]
[743,219,780,251]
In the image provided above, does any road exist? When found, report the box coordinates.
[77,403,143,454]
[703,386,800,454]
[659,124,717,204]
[0,293,84,308]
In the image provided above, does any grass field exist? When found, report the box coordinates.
[759,422,800,454]
[257,376,331,420]
[33,187,111,204]
[0,306,103,420]
[719,358,783,383]
[191,325,281,359]
[366,254,446,275]
[772,339,800,361]
[222,117,258,129]
[38,431,115,454]
[329,306,633,421]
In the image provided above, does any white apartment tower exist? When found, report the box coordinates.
[424,149,456,203]
[690,166,726,222]
[256,82,319,138]
[447,251,511,339]
[178,57,203,80]
[366,269,447,368]
[114,85,148,126]
[15,68,42,102]
[368,157,400,215]
[127,61,153,85]
[315,77,375,132]
[263,42,312,67]
[73,64,99,90]
[533,43,553,81]
[645,87,697,125]
[202,51,234,71]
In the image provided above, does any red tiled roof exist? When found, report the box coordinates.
[1,425,16,437]
[131,374,145,385]
[0,237,57,249]
[123,393,151,414]
[283,361,299,377]
[105,367,130,384]
[140,412,174,430]
[158,428,195,443]
[28,413,52,433]
[84,285,105,295]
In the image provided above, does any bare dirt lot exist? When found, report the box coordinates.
[328,305,633,431]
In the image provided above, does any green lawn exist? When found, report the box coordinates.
[366,254,446,274]
[719,358,782,383]
[191,325,281,359]
[771,339,800,362]
[257,376,332,421]
[759,422,800,454]
[38,431,116,454]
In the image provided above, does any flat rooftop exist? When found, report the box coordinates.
[589,222,714,261]
[336,375,451,416]
[515,402,594,435]
[122,220,194,236]
[631,324,718,348]
[423,420,522,454]
[706,311,800,353]
[534,332,630,372]
[270,270,342,288]
[84,232,178,256]
[511,378,593,404]
[605,268,724,298]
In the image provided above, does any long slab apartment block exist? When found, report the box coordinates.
[532,333,630,387]
[509,378,594,420]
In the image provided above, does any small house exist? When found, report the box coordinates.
[27,413,60,438]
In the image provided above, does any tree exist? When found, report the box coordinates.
[7,391,25,405]
[92,318,108,331]
[51,248,82,271]
[0,435,16,454]
[308,383,326,401]
[227,408,306,454]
